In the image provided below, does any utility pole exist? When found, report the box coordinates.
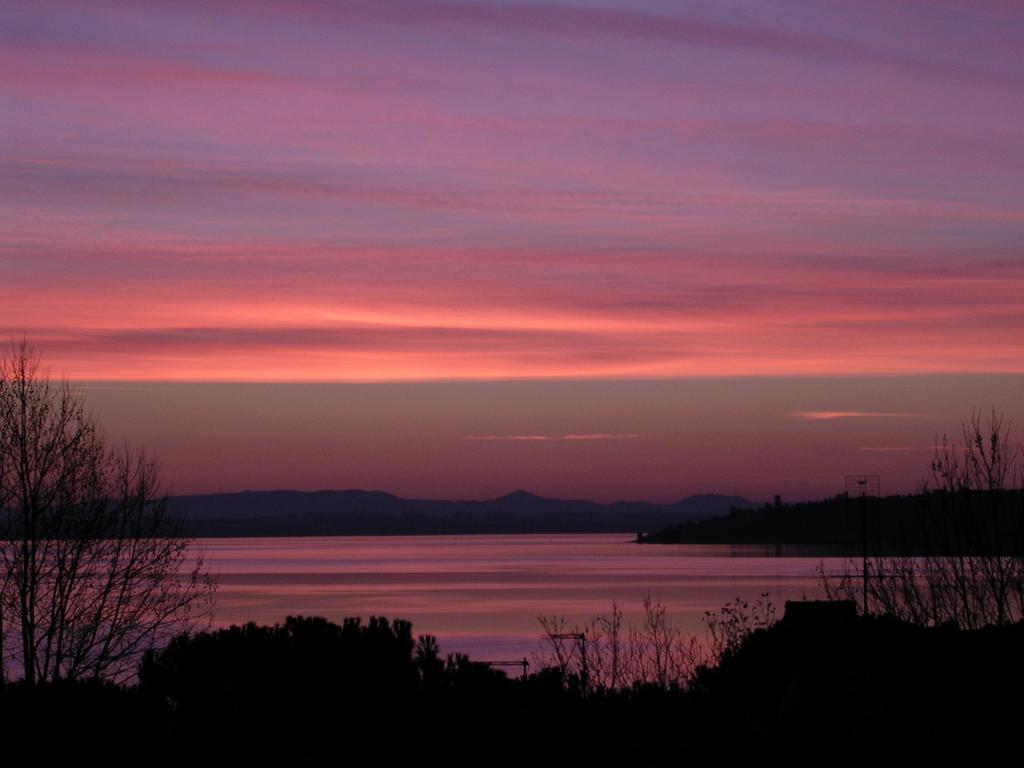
[845,475,880,616]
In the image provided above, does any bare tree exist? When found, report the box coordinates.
[703,593,777,661]
[820,408,1024,628]
[536,593,773,691]
[0,340,215,684]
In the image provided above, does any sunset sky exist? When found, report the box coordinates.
[3,1,1022,500]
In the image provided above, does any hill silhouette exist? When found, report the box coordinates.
[168,489,757,536]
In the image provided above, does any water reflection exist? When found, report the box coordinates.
[198,534,842,660]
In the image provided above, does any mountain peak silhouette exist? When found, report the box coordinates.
[494,489,546,502]
[169,488,759,536]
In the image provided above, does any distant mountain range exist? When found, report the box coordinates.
[168,489,759,537]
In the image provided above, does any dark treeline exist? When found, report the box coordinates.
[639,489,1024,554]
[3,608,1023,766]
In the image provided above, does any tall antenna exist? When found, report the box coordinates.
[845,475,880,616]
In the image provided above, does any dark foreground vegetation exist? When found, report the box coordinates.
[2,606,1023,766]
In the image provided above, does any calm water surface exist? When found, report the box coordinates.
[199,534,845,662]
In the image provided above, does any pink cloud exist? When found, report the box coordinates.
[791,412,917,421]
[857,445,950,452]
[463,433,643,442]
[3,1,1023,382]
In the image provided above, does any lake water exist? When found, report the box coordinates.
[199,534,848,664]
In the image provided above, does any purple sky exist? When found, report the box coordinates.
[2,1,1023,498]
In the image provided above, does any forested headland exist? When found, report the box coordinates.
[638,490,1024,554]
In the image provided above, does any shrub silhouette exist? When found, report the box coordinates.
[6,610,1024,764]
[139,615,422,752]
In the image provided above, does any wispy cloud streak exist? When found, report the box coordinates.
[857,445,948,452]
[791,412,918,421]
[2,1,1023,380]
[463,433,643,442]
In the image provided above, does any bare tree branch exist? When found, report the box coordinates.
[819,408,1024,629]
[0,340,216,684]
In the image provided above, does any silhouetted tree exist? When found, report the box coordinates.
[537,593,775,691]
[415,633,444,690]
[822,408,1024,627]
[0,340,214,683]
